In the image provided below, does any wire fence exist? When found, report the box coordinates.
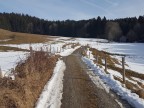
[0,43,77,78]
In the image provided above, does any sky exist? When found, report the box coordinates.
[0,0,144,21]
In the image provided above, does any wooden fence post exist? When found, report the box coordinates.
[57,47,58,53]
[50,45,51,53]
[61,47,63,52]
[46,47,49,53]
[0,66,2,78]
[53,47,55,54]
[96,55,98,64]
[29,46,33,56]
[122,56,126,84]
[40,47,43,51]
[29,46,34,70]
[60,47,61,52]
[89,51,90,59]
[105,55,107,72]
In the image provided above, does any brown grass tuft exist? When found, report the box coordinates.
[136,89,144,99]
[0,49,58,108]
[0,46,28,52]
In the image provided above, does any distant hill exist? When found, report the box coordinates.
[0,12,144,42]
[0,29,49,44]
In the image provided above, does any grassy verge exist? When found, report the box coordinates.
[0,50,58,108]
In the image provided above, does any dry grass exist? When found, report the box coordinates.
[114,76,144,98]
[89,47,144,99]
[90,48,144,79]
[0,46,28,52]
[62,42,80,49]
[0,49,58,108]
[62,43,72,49]
[0,29,50,44]
[71,43,80,48]
[89,48,117,66]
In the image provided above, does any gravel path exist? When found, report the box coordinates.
[61,48,131,108]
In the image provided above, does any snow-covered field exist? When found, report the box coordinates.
[0,51,28,77]
[0,36,144,108]
[0,37,80,77]
[94,43,144,74]
[73,38,144,74]
[1,37,143,75]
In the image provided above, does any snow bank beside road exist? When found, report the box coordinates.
[82,57,144,108]
[35,60,66,108]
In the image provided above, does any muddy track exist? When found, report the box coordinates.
[61,48,131,108]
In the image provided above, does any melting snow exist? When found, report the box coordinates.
[82,57,144,108]
[35,60,66,108]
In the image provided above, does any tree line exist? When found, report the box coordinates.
[0,12,144,42]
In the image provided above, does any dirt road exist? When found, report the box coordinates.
[61,48,132,108]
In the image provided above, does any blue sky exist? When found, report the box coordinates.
[0,0,144,20]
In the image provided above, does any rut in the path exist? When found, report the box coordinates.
[61,49,124,108]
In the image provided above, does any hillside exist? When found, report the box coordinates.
[0,29,50,44]
[0,13,144,42]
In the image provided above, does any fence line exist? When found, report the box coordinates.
[122,56,126,84]
[86,46,126,84]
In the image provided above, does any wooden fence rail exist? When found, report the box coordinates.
[86,47,126,84]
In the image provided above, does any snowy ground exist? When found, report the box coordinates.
[0,37,80,77]
[35,43,80,108]
[73,38,144,74]
[0,37,82,108]
[0,51,28,77]
[0,36,144,107]
[1,37,143,79]
[35,60,66,108]
[94,43,144,74]
[2,37,143,75]
[82,46,144,107]
[82,57,144,108]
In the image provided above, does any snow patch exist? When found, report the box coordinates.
[86,67,110,93]
[0,51,28,77]
[35,59,66,108]
[82,57,144,108]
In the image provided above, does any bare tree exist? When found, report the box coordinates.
[106,22,122,41]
